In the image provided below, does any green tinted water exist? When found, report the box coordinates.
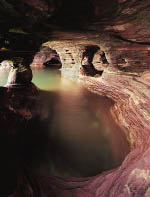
[0,70,9,86]
[0,68,61,89]
[0,68,129,178]
[32,69,61,90]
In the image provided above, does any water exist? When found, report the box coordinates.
[0,69,9,86]
[0,68,61,88]
[32,68,61,90]
[0,68,129,178]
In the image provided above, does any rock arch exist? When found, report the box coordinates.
[30,47,62,69]
[42,41,109,80]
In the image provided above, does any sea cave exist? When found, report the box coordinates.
[0,0,150,196]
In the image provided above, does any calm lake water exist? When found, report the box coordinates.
[0,68,129,178]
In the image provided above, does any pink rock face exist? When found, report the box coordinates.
[79,67,150,196]
[22,4,150,194]
[12,43,150,197]
[4,0,150,196]
[104,0,150,43]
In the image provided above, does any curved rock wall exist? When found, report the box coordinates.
[8,28,147,196]
[37,10,150,193]
[1,0,150,196]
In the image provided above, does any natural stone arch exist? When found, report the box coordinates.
[43,41,83,80]
[43,41,110,79]
[30,46,62,69]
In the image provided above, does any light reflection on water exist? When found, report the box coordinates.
[0,68,61,89]
[31,69,129,177]
[0,69,9,86]
[0,68,129,178]
[32,68,61,90]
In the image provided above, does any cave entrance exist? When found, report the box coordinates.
[31,47,62,69]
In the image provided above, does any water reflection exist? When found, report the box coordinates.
[0,68,129,178]
[19,69,129,178]
[32,68,61,90]
[0,69,9,86]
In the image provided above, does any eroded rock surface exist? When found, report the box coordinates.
[25,0,150,195]
[25,30,150,196]
[0,0,150,196]
[31,46,61,69]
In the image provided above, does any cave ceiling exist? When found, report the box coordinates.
[0,0,121,31]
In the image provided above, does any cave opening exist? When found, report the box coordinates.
[81,45,108,77]
[31,47,62,69]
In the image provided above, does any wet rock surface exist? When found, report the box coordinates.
[0,0,150,196]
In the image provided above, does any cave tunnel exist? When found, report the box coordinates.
[31,46,62,69]
[0,0,150,196]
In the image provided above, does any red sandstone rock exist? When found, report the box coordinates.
[0,0,150,196]
[23,15,150,194]
[10,35,150,196]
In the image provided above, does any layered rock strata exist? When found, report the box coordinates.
[0,0,150,196]
[28,30,150,197]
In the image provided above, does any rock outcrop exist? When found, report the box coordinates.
[0,83,38,196]
[6,65,33,86]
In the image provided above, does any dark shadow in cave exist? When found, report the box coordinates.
[43,54,62,69]
[82,63,103,77]
[81,45,104,77]
[48,0,94,29]
[0,32,47,69]
[100,51,109,64]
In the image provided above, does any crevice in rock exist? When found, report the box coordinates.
[80,45,104,77]
[112,34,150,45]
[92,50,109,72]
